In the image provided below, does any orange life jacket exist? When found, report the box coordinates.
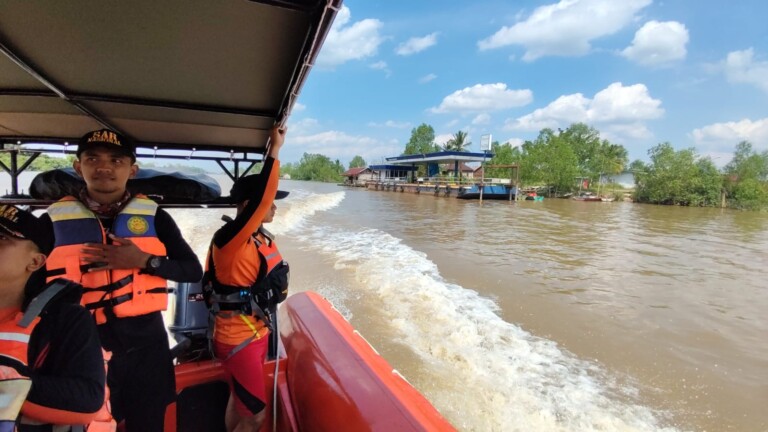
[254,228,284,279]
[254,228,283,277]
[45,195,168,324]
[0,281,116,431]
[206,227,288,314]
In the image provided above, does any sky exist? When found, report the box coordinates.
[282,0,768,168]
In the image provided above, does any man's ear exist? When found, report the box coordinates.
[130,164,138,179]
[28,252,47,273]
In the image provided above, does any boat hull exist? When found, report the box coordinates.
[457,184,515,200]
[166,291,455,431]
[280,292,455,431]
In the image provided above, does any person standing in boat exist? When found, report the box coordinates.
[39,129,203,432]
[0,205,108,431]
[204,125,287,432]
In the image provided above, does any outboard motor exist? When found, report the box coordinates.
[169,281,211,361]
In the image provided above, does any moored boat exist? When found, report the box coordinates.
[572,192,602,202]
[457,184,516,200]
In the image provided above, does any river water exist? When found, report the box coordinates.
[4,174,767,431]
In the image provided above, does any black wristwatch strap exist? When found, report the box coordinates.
[144,254,162,275]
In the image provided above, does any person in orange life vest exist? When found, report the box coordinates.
[206,126,286,432]
[0,204,106,431]
[38,129,203,432]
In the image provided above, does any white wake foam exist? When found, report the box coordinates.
[279,197,682,432]
[175,189,683,431]
[268,190,345,235]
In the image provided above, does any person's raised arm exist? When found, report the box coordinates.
[214,126,286,250]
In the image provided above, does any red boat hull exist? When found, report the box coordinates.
[165,292,455,432]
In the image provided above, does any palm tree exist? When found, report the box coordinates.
[444,130,471,152]
[603,144,629,176]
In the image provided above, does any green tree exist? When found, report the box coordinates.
[290,153,343,182]
[403,123,438,155]
[633,143,722,206]
[485,141,521,179]
[724,141,768,181]
[723,141,768,209]
[0,152,74,171]
[443,130,471,151]
[518,128,578,193]
[559,123,601,177]
[349,155,367,169]
[730,178,768,210]
[280,162,296,178]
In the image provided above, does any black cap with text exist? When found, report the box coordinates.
[77,129,136,161]
[0,204,52,255]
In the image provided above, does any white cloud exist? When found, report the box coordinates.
[601,122,654,141]
[286,117,319,135]
[316,6,385,68]
[396,33,439,56]
[431,83,533,113]
[722,48,768,94]
[292,102,306,112]
[504,82,663,140]
[472,113,491,125]
[589,82,664,121]
[369,60,392,77]
[288,130,399,163]
[621,21,689,66]
[504,138,524,148]
[369,61,387,70]
[690,118,768,152]
[478,0,652,61]
[367,120,412,129]
[435,134,453,147]
[419,73,437,84]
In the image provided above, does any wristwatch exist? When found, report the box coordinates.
[145,255,163,274]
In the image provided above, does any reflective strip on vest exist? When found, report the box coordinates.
[0,333,30,343]
[255,232,283,276]
[0,315,38,367]
[46,200,94,221]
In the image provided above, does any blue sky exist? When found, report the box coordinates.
[282,0,768,168]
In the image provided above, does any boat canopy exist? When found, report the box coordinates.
[386,151,494,165]
[0,0,340,155]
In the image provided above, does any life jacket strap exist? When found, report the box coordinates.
[209,289,273,331]
[82,274,133,294]
[18,280,72,328]
[46,262,104,278]
[85,293,133,311]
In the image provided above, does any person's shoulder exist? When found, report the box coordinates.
[35,302,94,341]
[153,207,176,224]
[211,222,231,244]
[43,302,90,321]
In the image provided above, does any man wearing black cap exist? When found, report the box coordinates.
[39,129,203,432]
[204,126,288,432]
[0,205,106,431]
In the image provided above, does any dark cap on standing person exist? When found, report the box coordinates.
[77,129,136,161]
[0,204,52,255]
[230,175,289,203]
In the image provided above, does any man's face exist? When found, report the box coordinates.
[236,201,277,223]
[0,233,45,287]
[264,203,277,223]
[74,147,137,195]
